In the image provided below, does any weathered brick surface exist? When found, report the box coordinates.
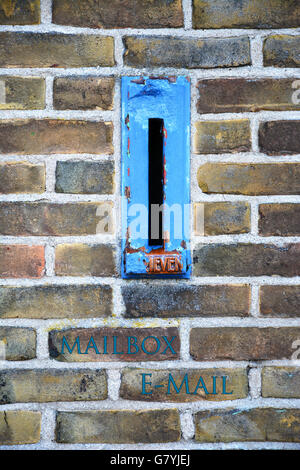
[0,120,113,155]
[53,77,114,110]
[259,121,300,155]
[0,245,44,278]
[49,327,180,362]
[193,243,300,277]
[0,33,114,67]
[0,411,41,445]
[0,202,113,235]
[194,120,251,154]
[56,409,180,444]
[123,36,251,69]
[193,0,300,29]
[259,204,300,236]
[55,161,114,194]
[197,163,300,195]
[0,327,36,360]
[262,368,300,399]
[190,328,300,361]
[260,286,300,317]
[122,285,250,318]
[197,78,300,114]
[194,202,251,235]
[0,285,112,319]
[264,35,300,68]
[55,244,117,277]
[120,368,248,402]
[0,0,40,25]
[0,77,45,110]
[0,162,45,194]
[53,0,183,29]
[0,369,107,403]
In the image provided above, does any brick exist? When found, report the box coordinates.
[0,120,113,155]
[56,409,180,444]
[259,121,300,155]
[0,77,45,110]
[123,36,250,69]
[53,0,183,29]
[55,161,114,194]
[264,35,300,68]
[49,327,180,362]
[193,243,300,277]
[195,408,300,443]
[120,368,248,402]
[262,367,300,398]
[0,245,44,278]
[0,285,112,319]
[0,0,40,25]
[0,162,45,194]
[190,327,300,361]
[55,244,117,277]
[197,163,300,195]
[193,0,300,29]
[194,120,251,154]
[194,202,251,235]
[53,77,114,111]
[0,327,36,360]
[0,32,114,67]
[197,78,300,114]
[0,202,113,236]
[260,285,300,317]
[259,204,300,236]
[0,411,41,445]
[122,284,250,318]
[0,369,107,403]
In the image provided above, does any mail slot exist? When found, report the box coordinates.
[121,76,191,278]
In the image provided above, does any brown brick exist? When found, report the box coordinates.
[0,245,44,278]
[53,77,114,111]
[0,120,113,155]
[55,244,117,277]
[0,162,45,194]
[0,327,36,360]
[259,204,300,236]
[56,409,180,444]
[259,121,300,155]
[49,327,180,362]
[0,77,45,110]
[53,0,183,29]
[194,202,251,235]
[194,120,251,154]
[120,368,248,402]
[0,0,40,25]
[260,285,300,317]
[197,163,300,195]
[190,327,300,361]
[123,36,250,69]
[197,78,300,114]
[0,369,107,403]
[0,285,112,319]
[193,243,300,277]
[193,0,300,29]
[0,411,41,445]
[264,35,300,68]
[0,32,114,67]
[195,408,300,442]
[262,367,300,398]
[0,202,113,236]
[122,284,250,318]
[55,161,114,194]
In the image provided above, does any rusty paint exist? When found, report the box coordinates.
[131,77,146,84]
[125,186,131,203]
[146,254,183,274]
[125,114,130,130]
[149,76,177,83]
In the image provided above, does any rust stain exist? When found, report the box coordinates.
[125,186,131,203]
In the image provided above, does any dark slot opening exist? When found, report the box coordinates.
[148,118,164,246]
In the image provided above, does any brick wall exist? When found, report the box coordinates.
[0,0,300,450]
